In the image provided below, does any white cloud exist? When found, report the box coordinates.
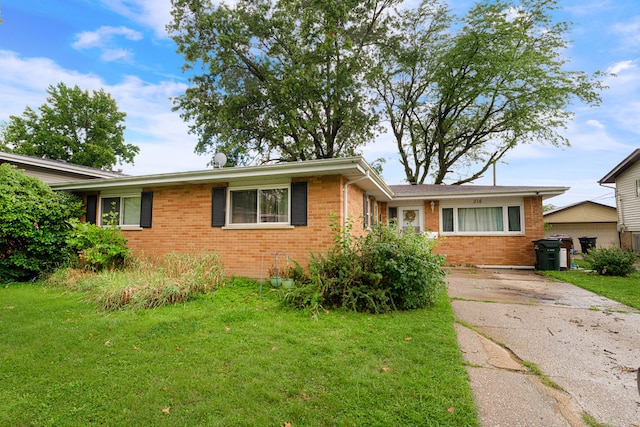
[0,50,204,174]
[100,0,173,39]
[72,26,143,50]
[607,59,637,75]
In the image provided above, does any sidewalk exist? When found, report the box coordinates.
[447,268,640,427]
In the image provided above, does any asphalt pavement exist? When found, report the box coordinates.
[447,268,640,427]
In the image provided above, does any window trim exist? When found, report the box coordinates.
[98,192,143,229]
[440,202,525,236]
[225,183,292,228]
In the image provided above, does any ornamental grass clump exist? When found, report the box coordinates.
[47,252,224,310]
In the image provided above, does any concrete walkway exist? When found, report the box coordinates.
[447,268,640,427]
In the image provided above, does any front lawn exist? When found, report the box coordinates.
[0,278,477,426]
[544,269,640,310]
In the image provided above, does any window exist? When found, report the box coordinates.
[636,179,640,197]
[100,195,141,227]
[229,186,289,224]
[441,205,523,234]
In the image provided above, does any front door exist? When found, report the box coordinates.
[398,207,423,232]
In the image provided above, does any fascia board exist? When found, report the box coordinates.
[50,157,381,192]
[0,152,121,178]
[392,188,569,201]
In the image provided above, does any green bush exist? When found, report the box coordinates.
[582,246,637,277]
[67,219,130,271]
[0,164,83,281]
[283,218,447,313]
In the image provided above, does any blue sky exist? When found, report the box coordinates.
[1,0,639,208]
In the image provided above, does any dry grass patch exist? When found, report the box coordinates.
[46,252,224,310]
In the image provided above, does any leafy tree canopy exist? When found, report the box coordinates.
[169,0,604,182]
[168,0,397,164]
[373,0,605,184]
[1,82,138,170]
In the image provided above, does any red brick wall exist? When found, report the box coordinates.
[121,175,366,278]
[113,182,545,275]
[432,196,544,267]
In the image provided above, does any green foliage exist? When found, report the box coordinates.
[46,252,224,310]
[372,0,605,184]
[0,164,83,282]
[0,282,477,426]
[581,246,638,277]
[168,0,393,163]
[2,82,138,169]
[66,217,130,271]
[283,218,447,313]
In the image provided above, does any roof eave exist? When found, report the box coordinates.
[598,148,640,184]
[392,187,569,201]
[50,156,395,201]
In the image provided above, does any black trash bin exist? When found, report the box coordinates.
[578,236,597,253]
[533,239,561,270]
[551,234,573,270]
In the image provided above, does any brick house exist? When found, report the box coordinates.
[51,157,567,277]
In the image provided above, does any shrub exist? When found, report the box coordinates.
[582,246,637,277]
[282,218,447,313]
[67,219,130,271]
[0,164,83,281]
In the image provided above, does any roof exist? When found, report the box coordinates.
[50,156,395,201]
[389,183,568,200]
[544,200,617,223]
[598,148,640,184]
[49,156,568,202]
[0,151,125,180]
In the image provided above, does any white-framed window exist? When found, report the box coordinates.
[229,185,289,225]
[636,179,640,197]
[100,195,141,227]
[441,203,524,235]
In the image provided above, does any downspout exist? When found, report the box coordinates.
[343,171,370,227]
[599,182,623,247]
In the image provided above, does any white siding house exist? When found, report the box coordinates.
[599,148,640,252]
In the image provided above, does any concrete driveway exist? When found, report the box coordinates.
[447,268,640,427]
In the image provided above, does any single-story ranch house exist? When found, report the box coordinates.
[51,157,567,277]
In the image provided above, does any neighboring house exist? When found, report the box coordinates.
[543,201,619,251]
[599,148,640,252]
[51,157,567,277]
[0,151,124,183]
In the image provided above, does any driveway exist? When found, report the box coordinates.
[447,268,640,427]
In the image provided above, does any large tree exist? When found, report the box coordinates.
[2,82,138,170]
[373,0,604,184]
[168,0,397,164]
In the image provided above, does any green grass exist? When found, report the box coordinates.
[544,269,640,310]
[0,278,478,426]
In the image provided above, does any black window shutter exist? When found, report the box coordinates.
[290,182,308,226]
[212,187,226,227]
[140,191,153,228]
[86,195,97,225]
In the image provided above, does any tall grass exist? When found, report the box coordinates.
[46,252,224,310]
